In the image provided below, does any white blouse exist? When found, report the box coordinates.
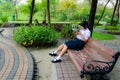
[76,28,91,40]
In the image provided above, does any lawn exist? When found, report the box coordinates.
[92,31,116,40]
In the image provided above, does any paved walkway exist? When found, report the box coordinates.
[0,28,34,80]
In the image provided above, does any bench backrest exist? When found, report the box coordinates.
[85,38,117,61]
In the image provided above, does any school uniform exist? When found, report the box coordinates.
[65,28,91,50]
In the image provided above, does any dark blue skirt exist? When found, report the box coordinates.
[65,38,85,50]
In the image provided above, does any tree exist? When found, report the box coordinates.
[57,0,78,21]
[40,0,47,21]
[115,1,119,20]
[13,0,19,20]
[46,0,50,25]
[88,0,98,36]
[29,0,35,26]
[96,0,110,25]
[110,0,119,25]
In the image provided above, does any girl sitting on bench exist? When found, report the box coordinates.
[49,21,91,63]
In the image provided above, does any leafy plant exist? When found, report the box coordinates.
[61,24,75,39]
[0,15,9,23]
[105,26,119,30]
[106,18,119,26]
[13,26,60,47]
[58,11,67,21]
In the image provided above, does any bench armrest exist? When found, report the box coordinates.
[82,60,114,74]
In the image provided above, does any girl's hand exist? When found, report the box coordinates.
[77,31,82,35]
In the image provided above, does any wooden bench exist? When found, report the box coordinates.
[67,38,120,80]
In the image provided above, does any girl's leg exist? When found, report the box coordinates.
[59,44,68,57]
[55,44,68,60]
[51,44,68,63]
[56,44,65,52]
[49,44,65,56]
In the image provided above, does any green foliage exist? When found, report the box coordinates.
[105,25,120,35]
[13,26,60,47]
[58,11,67,21]
[20,4,30,15]
[92,31,115,40]
[0,1,13,12]
[61,24,75,39]
[0,15,9,23]
[105,18,119,26]
[0,1,13,21]
[56,0,79,21]
[79,7,89,18]
[19,2,40,15]
[105,26,119,30]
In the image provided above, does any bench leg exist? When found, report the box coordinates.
[99,75,110,80]
[80,73,84,78]
[90,74,110,80]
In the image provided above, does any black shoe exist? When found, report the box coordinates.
[51,58,61,63]
[49,51,57,56]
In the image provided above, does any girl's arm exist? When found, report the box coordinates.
[76,31,88,42]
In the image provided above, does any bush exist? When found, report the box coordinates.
[13,26,60,47]
[0,15,8,23]
[106,18,119,26]
[61,24,75,39]
[105,26,118,30]
[58,11,67,21]
[107,30,120,35]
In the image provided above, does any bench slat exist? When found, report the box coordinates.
[67,50,84,72]
[87,39,116,56]
[84,46,111,61]
[86,39,116,61]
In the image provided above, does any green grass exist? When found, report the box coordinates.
[92,31,116,40]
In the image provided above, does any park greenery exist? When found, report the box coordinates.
[13,26,60,47]
[0,0,119,47]
[0,0,116,22]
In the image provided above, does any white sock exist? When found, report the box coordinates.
[56,55,61,60]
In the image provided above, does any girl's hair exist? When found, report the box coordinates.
[79,21,88,29]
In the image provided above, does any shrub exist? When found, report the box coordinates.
[105,26,118,30]
[106,18,119,26]
[58,11,67,21]
[0,15,8,23]
[13,26,60,47]
[61,24,75,39]
[104,25,120,35]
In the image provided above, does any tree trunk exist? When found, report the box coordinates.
[96,0,110,25]
[110,0,119,26]
[29,0,35,26]
[46,0,50,25]
[44,10,46,21]
[88,0,98,37]
[116,1,119,20]
[14,0,18,20]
